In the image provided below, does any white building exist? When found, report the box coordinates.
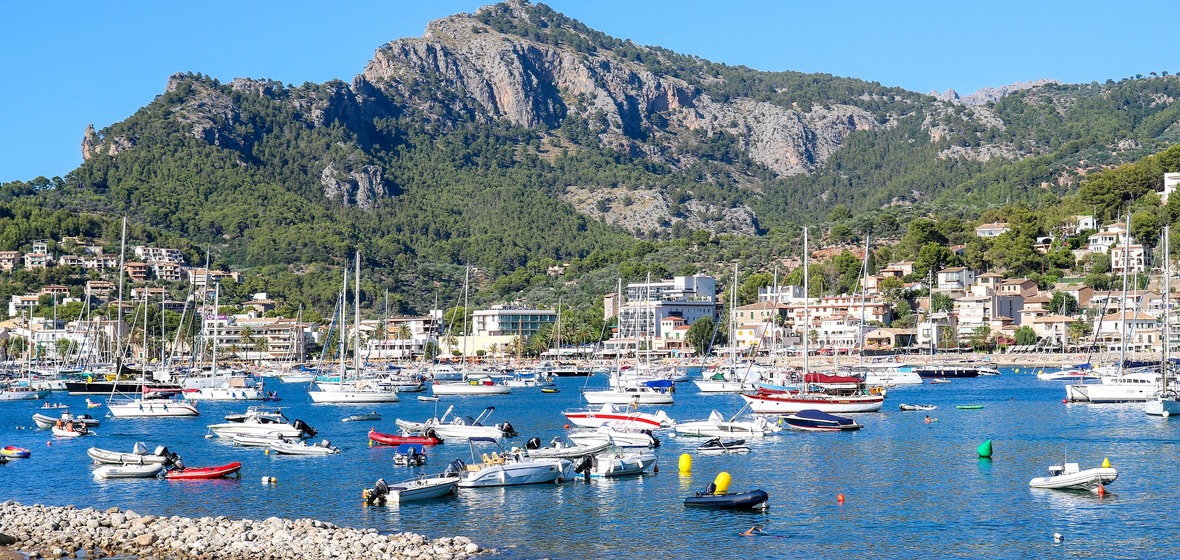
[975,222,1010,238]
[614,275,717,340]
[472,306,556,338]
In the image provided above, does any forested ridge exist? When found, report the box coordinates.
[3,0,1180,322]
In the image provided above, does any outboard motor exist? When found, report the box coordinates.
[154,445,169,458]
[424,428,441,442]
[643,430,661,448]
[573,454,597,474]
[364,478,389,505]
[442,459,466,478]
[293,419,317,438]
[170,456,185,471]
[525,437,541,450]
[499,422,517,438]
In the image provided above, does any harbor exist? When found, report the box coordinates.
[0,368,1176,558]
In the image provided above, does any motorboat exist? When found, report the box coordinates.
[847,363,924,386]
[696,438,750,455]
[222,406,288,423]
[582,380,674,405]
[452,438,575,488]
[231,434,287,448]
[1037,365,1100,382]
[572,449,658,478]
[165,461,243,480]
[684,472,767,509]
[523,436,611,459]
[912,363,995,378]
[93,463,165,479]
[368,428,443,447]
[1029,461,1118,491]
[783,409,863,432]
[207,408,317,440]
[33,410,100,430]
[0,383,50,401]
[898,404,937,411]
[342,412,382,422]
[674,409,780,438]
[693,363,762,393]
[1066,372,1162,403]
[88,443,178,465]
[400,406,517,442]
[309,378,401,403]
[430,378,512,396]
[107,395,200,418]
[567,426,659,449]
[268,439,340,456]
[184,370,266,401]
[561,403,675,430]
[363,474,459,504]
[51,421,92,438]
[393,444,427,466]
[1,446,31,459]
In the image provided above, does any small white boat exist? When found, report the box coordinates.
[430,379,512,396]
[107,397,200,418]
[208,409,317,440]
[1029,461,1117,491]
[453,438,575,488]
[567,426,659,449]
[393,444,427,466]
[696,438,751,455]
[572,449,658,478]
[582,382,674,405]
[364,474,459,504]
[561,403,675,430]
[674,409,779,438]
[268,439,340,455]
[33,411,100,430]
[93,463,165,479]
[231,433,289,448]
[51,422,92,438]
[342,412,382,422]
[898,404,937,411]
[402,406,517,442]
[523,436,612,459]
[417,396,439,402]
[88,443,177,465]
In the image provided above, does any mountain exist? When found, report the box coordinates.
[18,1,1180,305]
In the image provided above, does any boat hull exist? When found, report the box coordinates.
[368,430,442,446]
[165,462,243,480]
[93,463,165,479]
[684,489,769,509]
[741,393,884,414]
[1,446,31,459]
[308,389,400,403]
[389,477,459,502]
[430,383,511,396]
[456,459,574,487]
[107,400,199,418]
[1029,467,1117,490]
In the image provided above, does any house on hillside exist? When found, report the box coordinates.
[937,267,975,293]
[975,222,1010,238]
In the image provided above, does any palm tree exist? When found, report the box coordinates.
[254,337,270,360]
[397,323,412,341]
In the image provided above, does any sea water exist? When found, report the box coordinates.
[0,368,1171,558]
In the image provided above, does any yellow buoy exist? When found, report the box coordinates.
[1102,457,1111,468]
[713,472,731,495]
[678,453,692,475]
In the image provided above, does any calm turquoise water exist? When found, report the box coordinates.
[1,368,1173,558]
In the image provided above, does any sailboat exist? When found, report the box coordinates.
[583,276,675,405]
[106,219,199,418]
[741,227,885,414]
[431,267,511,396]
[1146,225,1180,416]
[0,308,51,401]
[694,264,761,393]
[185,283,265,401]
[308,253,400,404]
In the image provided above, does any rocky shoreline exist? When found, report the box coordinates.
[0,502,487,559]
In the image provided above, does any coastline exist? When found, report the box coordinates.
[0,501,486,560]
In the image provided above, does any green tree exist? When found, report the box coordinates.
[1014,325,1037,346]
[931,292,954,313]
[969,325,992,351]
[685,317,717,357]
[1048,291,1080,316]
[738,273,773,305]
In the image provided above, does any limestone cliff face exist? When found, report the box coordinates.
[321,163,387,209]
[362,5,879,177]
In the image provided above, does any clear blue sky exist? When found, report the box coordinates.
[2,0,1174,182]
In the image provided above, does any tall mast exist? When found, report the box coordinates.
[803,227,809,375]
[1120,214,1130,370]
[114,217,127,367]
[462,266,470,368]
[859,235,870,365]
[354,252,361,373]
[1163,226,1170,394]
[211,282,220,374]
[340,265,348,381]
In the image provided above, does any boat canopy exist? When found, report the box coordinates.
[791,409,857,425]
[395,444,424,454]
[644,379,673,389]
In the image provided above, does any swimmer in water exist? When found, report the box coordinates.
[740,525,764,537]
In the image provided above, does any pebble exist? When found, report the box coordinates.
[0,501,488,559]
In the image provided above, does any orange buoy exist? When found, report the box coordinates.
[837,493,845,504]
[1062,399,1068,404]
[564,424,570,429]
[1096,485,1105,497]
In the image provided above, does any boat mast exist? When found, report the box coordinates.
[859,235,870,366]
[803,227,809,376]
[114,217,127,368]
[340,265,348,383]
[1163,226,1170,395]
[929,269,935,363]
[211,282,219,376]
[1120,213,1130,371]
[462,266,470,371]
[731,263,738,369]
[354,252,361,374]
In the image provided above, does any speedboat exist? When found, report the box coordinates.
[572,449,658,478]
[268,439,340,456]
[33,411,100,430]
[231,433,288,448]
[88,443,179,465]
[567,426,660,449]
[562,403,675,430]
[452,438,575,488]
[1029,461,1117,491]
[364,474,459,504]
[51,421,92,438]
[393,444,427,466]
[165,461,243,480]
[674,409,779,438]
[523,436,611,459]
[696,438,750,455]
[684,472,768,509]
[783,409,863,432]
[342,412,382,422]
[93,463,165,479]
[582,380,674,405]
[207,408,317,440]
[399,406,517,442]
[368,428,443,447]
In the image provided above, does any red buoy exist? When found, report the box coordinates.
[1096,485,1106,497]
[837,493,845,504]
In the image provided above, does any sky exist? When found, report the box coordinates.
[2,0,1176,182]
